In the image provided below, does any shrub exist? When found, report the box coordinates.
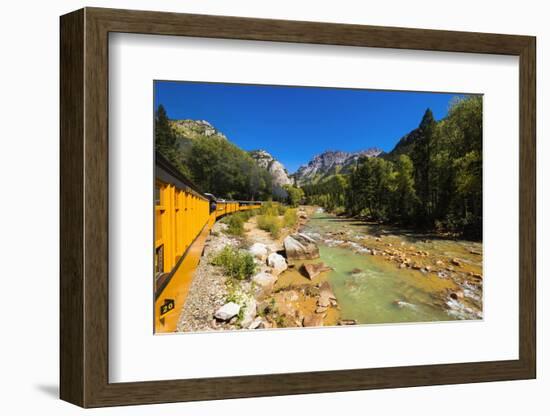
[257,214,282,238]
[277,204,288,216]
[211,246,256,280]
[223,214,245,236]
[259,202,272,215]
[239,209,256,221]
[259,201,281,216]
[221,211,256,236]
[283,208,297,228]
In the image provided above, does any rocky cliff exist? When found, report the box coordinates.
[249,150,294,197]
[169,119,228,141]
[293,148,383,185]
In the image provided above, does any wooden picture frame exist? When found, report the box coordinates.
[60,7,536,408]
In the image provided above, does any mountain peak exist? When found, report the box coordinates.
[294,148,382,185]
[249,149,293,197]
[170,119,227,140]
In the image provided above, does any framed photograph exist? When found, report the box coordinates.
[60,7,536,408]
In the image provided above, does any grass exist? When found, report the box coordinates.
[283,208,297,228]
[257,214,282,238]
[224,280,257,326]
[222,213,245,236]
[276,204,288,216]
[256,202,299,238]
[224,280,246,322]
[221,210,257,236]
[259,297,276,316]
[259,201,287,216]
[211,246,256,280]
[274,314,287,327]
[257,205,297,238]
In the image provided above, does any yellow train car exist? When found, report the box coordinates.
[154,153,261,333]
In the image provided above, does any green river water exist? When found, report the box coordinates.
[301,211,483,325]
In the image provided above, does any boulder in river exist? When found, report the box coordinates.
[319,281,337,300]
[301,262,333,279]
[284,233,320,260]
[214,302,241,321]
[317,281,337,309]
[267,252,288,276]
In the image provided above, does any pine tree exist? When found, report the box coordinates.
[393,155,418,223]
[155,104,176,154]
[411,108,436,224]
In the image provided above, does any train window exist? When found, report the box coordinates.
[154,185,161,205]
[155,244,164,274]
[155,210,163,240]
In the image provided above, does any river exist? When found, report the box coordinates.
[277,209,483,326]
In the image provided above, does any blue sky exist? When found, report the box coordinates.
[154,81,463,173]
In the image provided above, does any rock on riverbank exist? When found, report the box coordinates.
[301,262,333,279]
[284,233,320,260]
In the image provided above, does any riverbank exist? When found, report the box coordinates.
[247,206,342,329]
[177,205,339,332]
[177,205,482,332]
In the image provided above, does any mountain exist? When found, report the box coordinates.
[166,119,294,199]
[293,148,383,185]
[249,150,294,198]
[381,126,422,161]
[167,119,230,158]
[169,119,228,141]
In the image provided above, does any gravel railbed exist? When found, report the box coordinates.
[176,222,239,332]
